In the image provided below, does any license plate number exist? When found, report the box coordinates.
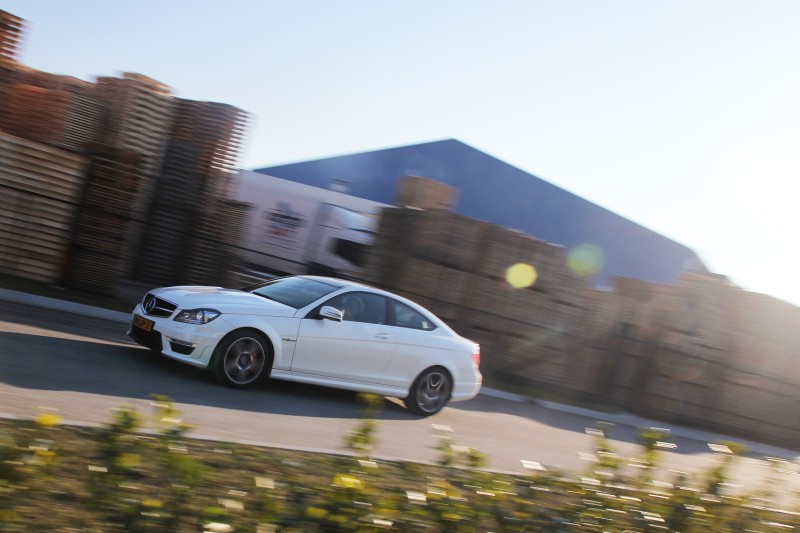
[133,314,154,332]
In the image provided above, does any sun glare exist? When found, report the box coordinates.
[568,244,604,277]
[506,263,537,289]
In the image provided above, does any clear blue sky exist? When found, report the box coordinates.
[6,1,800,306]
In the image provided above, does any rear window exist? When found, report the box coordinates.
[250,277,341,309]
[390,299,437,331]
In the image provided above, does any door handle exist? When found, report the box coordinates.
[375,333,390,340]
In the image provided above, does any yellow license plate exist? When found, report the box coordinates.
[133,314,154,332]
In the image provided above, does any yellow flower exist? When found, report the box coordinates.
[117,453,141,469]
[332,473,363,490]
[306,506,329,519]
[29,448,55,465]
[36,413,61,427]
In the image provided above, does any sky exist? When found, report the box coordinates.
[5,1,800,306]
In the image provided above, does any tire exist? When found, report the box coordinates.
[405,367,452,416]
[212,330,271,388]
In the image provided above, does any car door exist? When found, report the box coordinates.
[380,298,441,388]
[291,292,396,384]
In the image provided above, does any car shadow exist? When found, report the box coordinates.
[0,330,417,421]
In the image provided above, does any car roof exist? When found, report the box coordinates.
[296,275,370,289]
[298,275,410,302]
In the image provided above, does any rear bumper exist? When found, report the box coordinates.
[451,373,482,402]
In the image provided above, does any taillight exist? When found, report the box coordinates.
[472,344,481,368]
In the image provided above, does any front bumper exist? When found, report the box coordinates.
[127,304,223,368]
[128,322,163,352]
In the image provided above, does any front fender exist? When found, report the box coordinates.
[216,314,300,370]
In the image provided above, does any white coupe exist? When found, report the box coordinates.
[128,276,482,415]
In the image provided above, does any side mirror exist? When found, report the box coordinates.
[319,305,343,322]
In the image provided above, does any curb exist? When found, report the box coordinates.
[480,389,797,459]
[0,288,130,323]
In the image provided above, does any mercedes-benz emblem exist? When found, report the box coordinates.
[143,295,157,314]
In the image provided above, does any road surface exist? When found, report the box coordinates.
[1,298,798,498]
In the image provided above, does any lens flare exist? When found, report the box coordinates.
[506,263,537,288]
[568,244,604,277]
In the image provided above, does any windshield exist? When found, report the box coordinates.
[249,277,342,309]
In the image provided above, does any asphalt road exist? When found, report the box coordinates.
[1,299,799,497]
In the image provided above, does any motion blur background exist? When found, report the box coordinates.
[4,0,798,307]
[1,2,799,446]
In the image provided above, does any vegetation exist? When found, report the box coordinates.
[1,394,799,532]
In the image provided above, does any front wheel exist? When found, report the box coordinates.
[405,367,452,416]
[212,331,271,388]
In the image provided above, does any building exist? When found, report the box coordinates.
[254,139,706,288]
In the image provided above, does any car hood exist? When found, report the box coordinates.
[150,286,296,317]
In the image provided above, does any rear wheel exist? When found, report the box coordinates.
[405,367,452,416]
[212,330,271,388]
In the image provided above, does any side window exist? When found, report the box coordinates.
[390,299,435,331]
[325,292,386,324]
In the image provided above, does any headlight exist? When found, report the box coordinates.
[173,309,221,324]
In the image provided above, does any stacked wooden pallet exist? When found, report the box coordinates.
[170,100,249,198]
[67,147,143,294]
[0,64,19,126]
[2,84,71,147]
[363,207,591,389]
[3,85,102,152]
[134,138,205,287]
[177,101,248,285]
[0,71,174,294]
[708,288,800,444]
[0,10,24,64]
[0,132,87,282]
[94,73,176,213]
[579,274,800,448]
[135,100,249,288]
[16,69,94,96]
[395,175,458,211]
[0,67,102,153]
[183,198,252,287]
[583,278,710,411]
[59,91,105,152]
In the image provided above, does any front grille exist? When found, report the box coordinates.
[142,293,177,318]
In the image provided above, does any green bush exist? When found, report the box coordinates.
[1,398,798,532]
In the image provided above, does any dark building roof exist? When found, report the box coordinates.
[254,139,705,288]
